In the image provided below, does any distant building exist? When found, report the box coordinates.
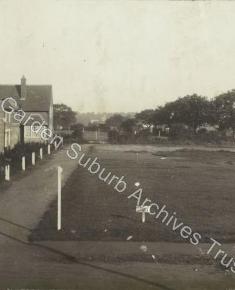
[0,76,53,152]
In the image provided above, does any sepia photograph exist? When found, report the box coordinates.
[0,0,235,289]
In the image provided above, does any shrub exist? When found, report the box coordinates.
[0,142,52,182]
[108,129,120,144]
[195,130,223,144]
[169,123,193,140]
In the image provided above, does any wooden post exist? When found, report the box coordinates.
[32,152,35,166]
[48,144,51,155]
[57,166,63,231]
[5,165,10,181]
[22,156,26,171]
[8,165,10,181]
[40,148,43,160]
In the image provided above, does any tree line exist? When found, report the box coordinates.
[53,90,235,143]
[136,91,235,134]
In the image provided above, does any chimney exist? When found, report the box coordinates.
[21,75,27,99]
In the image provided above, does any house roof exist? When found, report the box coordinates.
[0,84,52,112]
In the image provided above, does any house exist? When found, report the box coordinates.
[0,76,53,152]
[0,99,21,151]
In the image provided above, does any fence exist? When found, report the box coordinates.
[83,130,108,142]
[0,142,59,182]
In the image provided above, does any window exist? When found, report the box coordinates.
[4,129,11,147]
[6,113,11,123]
[25,125,46,139]
[1,112,11,123]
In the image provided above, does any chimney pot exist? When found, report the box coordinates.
[21,75,27,99]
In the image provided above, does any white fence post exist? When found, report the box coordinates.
[136,205,150,223]
[48,144,51,155]
[32,152,35,166]
[57,166,63,231]
[40,148,43,160]
[7,165,10,181]
[5,165,10,181]
[22,156,26,171]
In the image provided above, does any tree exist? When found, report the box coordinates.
[121,118,136,133]
[105,114,126,129]
[214,90,235,138]
[71,123,84,139]
[154,94,212,132]
[53,104,76,130]
[135,109,155,126]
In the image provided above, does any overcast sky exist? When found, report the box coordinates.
[0,0,235,113]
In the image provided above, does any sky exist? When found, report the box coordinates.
[0,0,235,113]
